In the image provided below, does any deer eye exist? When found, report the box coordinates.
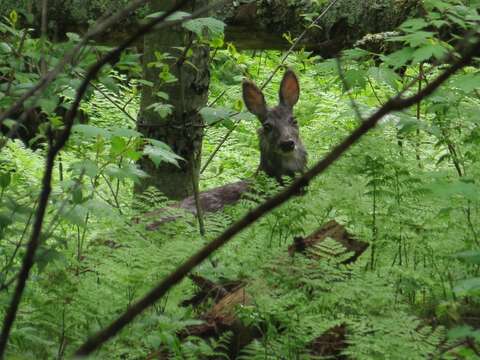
[290,117,298,125]
[263,123,273,131]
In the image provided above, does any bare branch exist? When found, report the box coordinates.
[74,32,480,360]
[0,0,151,125]
[259,0,341,90]
[335,57,364,122]
[200,0,341,174]
[74,71,137,124]
[0,0,227,356]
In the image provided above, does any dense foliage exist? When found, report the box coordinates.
[1,0,480,358]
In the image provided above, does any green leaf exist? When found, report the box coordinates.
[66,32,81,42]
[110,136,127,156]
[60,205,88,226]
[382,47,415,68]
[454,250,480,265]
[70,160,98,178]
[0,172,11,189]
[412,44,447,64]
[145,334,162,349]
[454,277,480,295]
[451,72,480,92]
[0,212,12,229]
[105,164,148,183]
[155,91,169,101]
[111,128,142,138]
[136,79,154,87]
[342,48,371,61]
[143,140,183,167]
[38,97,58,115]
[84,199,111,217]
[146,103,173,119]
[183,17,225,38]
[424,0,452,11]
[73,124,110,139]
[399,18,428,32]
[9,10,18,25]
[100,76,118,93]
[72,188,84,204]
[448,325,480,342]
[427,179,480,201]
[342,69,367,90]
[396,115,421,135]
[0,42,12,54]
[367,67,400,90]
[389,31,434,47]
[36,247,64,273]
[199,107,232,125]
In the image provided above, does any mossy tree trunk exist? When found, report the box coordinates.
[135,0,210,199]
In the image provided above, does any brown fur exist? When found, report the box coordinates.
[243,69,308,182]
[147,70,307,228]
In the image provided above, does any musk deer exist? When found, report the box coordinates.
[147,69,307,229]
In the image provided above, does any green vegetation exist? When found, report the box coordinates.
[1,0,480,358]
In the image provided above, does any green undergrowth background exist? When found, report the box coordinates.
[2,45,480,359]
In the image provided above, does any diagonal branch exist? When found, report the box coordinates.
[0,0,151,125]
[0,0,227,357]
[200,0,341,174]
[74,33,480,359]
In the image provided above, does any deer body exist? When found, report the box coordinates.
[148,70,307,229]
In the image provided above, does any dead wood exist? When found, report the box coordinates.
[151,221,367,358]
[181,274,244,308]
[289,220,369,265]
[308,323,348,359]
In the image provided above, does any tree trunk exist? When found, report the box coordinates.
[135,0,210,199]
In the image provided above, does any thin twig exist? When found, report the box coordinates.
[335,57,364,122]
[0,0,151,125]
[0,0,225,356]
[74,34,480,359]
[207,89,227,107]
[200,0,341,174]
[367,76,384,105]
[0,201,36,284]
[260,0,341,90]
[74,71,137,123]
[176,34,206,236]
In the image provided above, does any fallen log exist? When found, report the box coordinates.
[147,220,367,358]
[140,180,250,230]
[308,323,348,359]
[289,220,369,265]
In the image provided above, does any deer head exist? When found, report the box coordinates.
[243,69,307,182]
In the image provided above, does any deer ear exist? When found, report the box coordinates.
[243,80,267,119]
[279,69,300,108]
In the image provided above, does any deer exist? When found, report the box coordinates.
[147,69,307,229]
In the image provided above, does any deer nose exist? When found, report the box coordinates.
[280,140,295,152]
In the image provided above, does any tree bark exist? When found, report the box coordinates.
[135,0,210,199]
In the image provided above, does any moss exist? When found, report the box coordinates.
[1,0,147,36]
[1,0,420,55]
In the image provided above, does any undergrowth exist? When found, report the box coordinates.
[1,1,480,358]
